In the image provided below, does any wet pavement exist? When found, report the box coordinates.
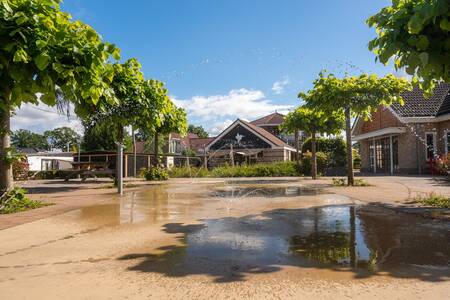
[86,180,449,281]
[0,178,449,299]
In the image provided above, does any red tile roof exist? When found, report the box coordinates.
[250,112,285,126]
[190,137,215,151]
[240,119,293,149]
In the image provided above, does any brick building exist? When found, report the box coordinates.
[352,84,450,174]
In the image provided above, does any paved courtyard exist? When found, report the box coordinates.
[0,176,449,299]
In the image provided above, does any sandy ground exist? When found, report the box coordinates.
[0,176,449,299]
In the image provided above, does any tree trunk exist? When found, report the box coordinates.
[0,91,13,191]
[295,130,300,167]
[311,130,317,180]
[345,106,354,186]
[153,133,159,167]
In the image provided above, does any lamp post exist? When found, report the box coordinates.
[116,142,124,195]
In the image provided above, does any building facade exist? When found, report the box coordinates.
[162,112,298,167]
[353,84,450,174]
[205,113,297,166]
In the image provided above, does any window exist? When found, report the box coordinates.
[369,142,375,172]
[425,132,436,160]
[446,131,450,154]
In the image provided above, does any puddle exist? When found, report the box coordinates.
[211,186,323,198]
[120,204,450,280]
[74,182,449,280]
[225,179,300,185]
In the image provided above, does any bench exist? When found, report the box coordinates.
[64,169,115,182]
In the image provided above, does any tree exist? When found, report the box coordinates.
[188,124,209,138]
[302,136,347,168]
[11,129,49,150]
[44,127,80,151]
[281,107,343,179]
[83,59,148,189]
[144,85,187,167]
[81,120,132,152]
[0,0,119,190]
[300,73,410,185]
[367,0,450,91]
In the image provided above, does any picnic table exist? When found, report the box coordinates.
[64,162,115,182]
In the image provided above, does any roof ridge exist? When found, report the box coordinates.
[241,119,292,148]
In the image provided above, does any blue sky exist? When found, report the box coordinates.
[14,0,396,135]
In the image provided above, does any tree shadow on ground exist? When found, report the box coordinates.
[118,204,450,283]
[24,185,81,194]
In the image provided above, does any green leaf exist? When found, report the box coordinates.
[41,92,56,106]
[408,15,424,34]
[2,0,13,13]
[440,18,450,31]
[34,53,51,71]
[112,47,121,60]
[419,52,429,67]
[36,40,47,49]
[416,35,429,50]
[13,48,29,63]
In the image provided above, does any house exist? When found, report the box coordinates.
[352,83,450,174]
[25,151,74,171]
[205,113,297,166]
[167,133,214,155]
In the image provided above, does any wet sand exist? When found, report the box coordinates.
[0,178,449,299]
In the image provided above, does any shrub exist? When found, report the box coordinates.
[140,167,169,181]
[211,161,301,177]
[168,166,209,178]
[435,154,449,175]
[167,162,302,178]
[0,187,49,214]
[13,158,29,181]
[415,193,450,209]
[302,137,346,167]
[300,151,328,176]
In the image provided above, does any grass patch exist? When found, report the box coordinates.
[0,187,50,214]
[332,178,370,187]
[415,193,450,209]
[168,162,302,178]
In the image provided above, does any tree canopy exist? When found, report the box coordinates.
[0,0,120,190]
[367,0,450,91]
[82,120,132,152]
[300,72,411,118]
[44,127,80,151]
[83,58,145,140]
[0,0,120,114]
[188,124,209,138]
[281,106,344,136]
[11,129,48,150]
[281,106,344,179]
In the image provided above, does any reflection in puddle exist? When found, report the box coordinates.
[78,182,449,280]
[211,186,323,198]
[121,205,450,281]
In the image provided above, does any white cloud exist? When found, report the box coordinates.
[271,76,290,94]
[11,103,83,134]
[173,88,292,122]
[209,119,234,136]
